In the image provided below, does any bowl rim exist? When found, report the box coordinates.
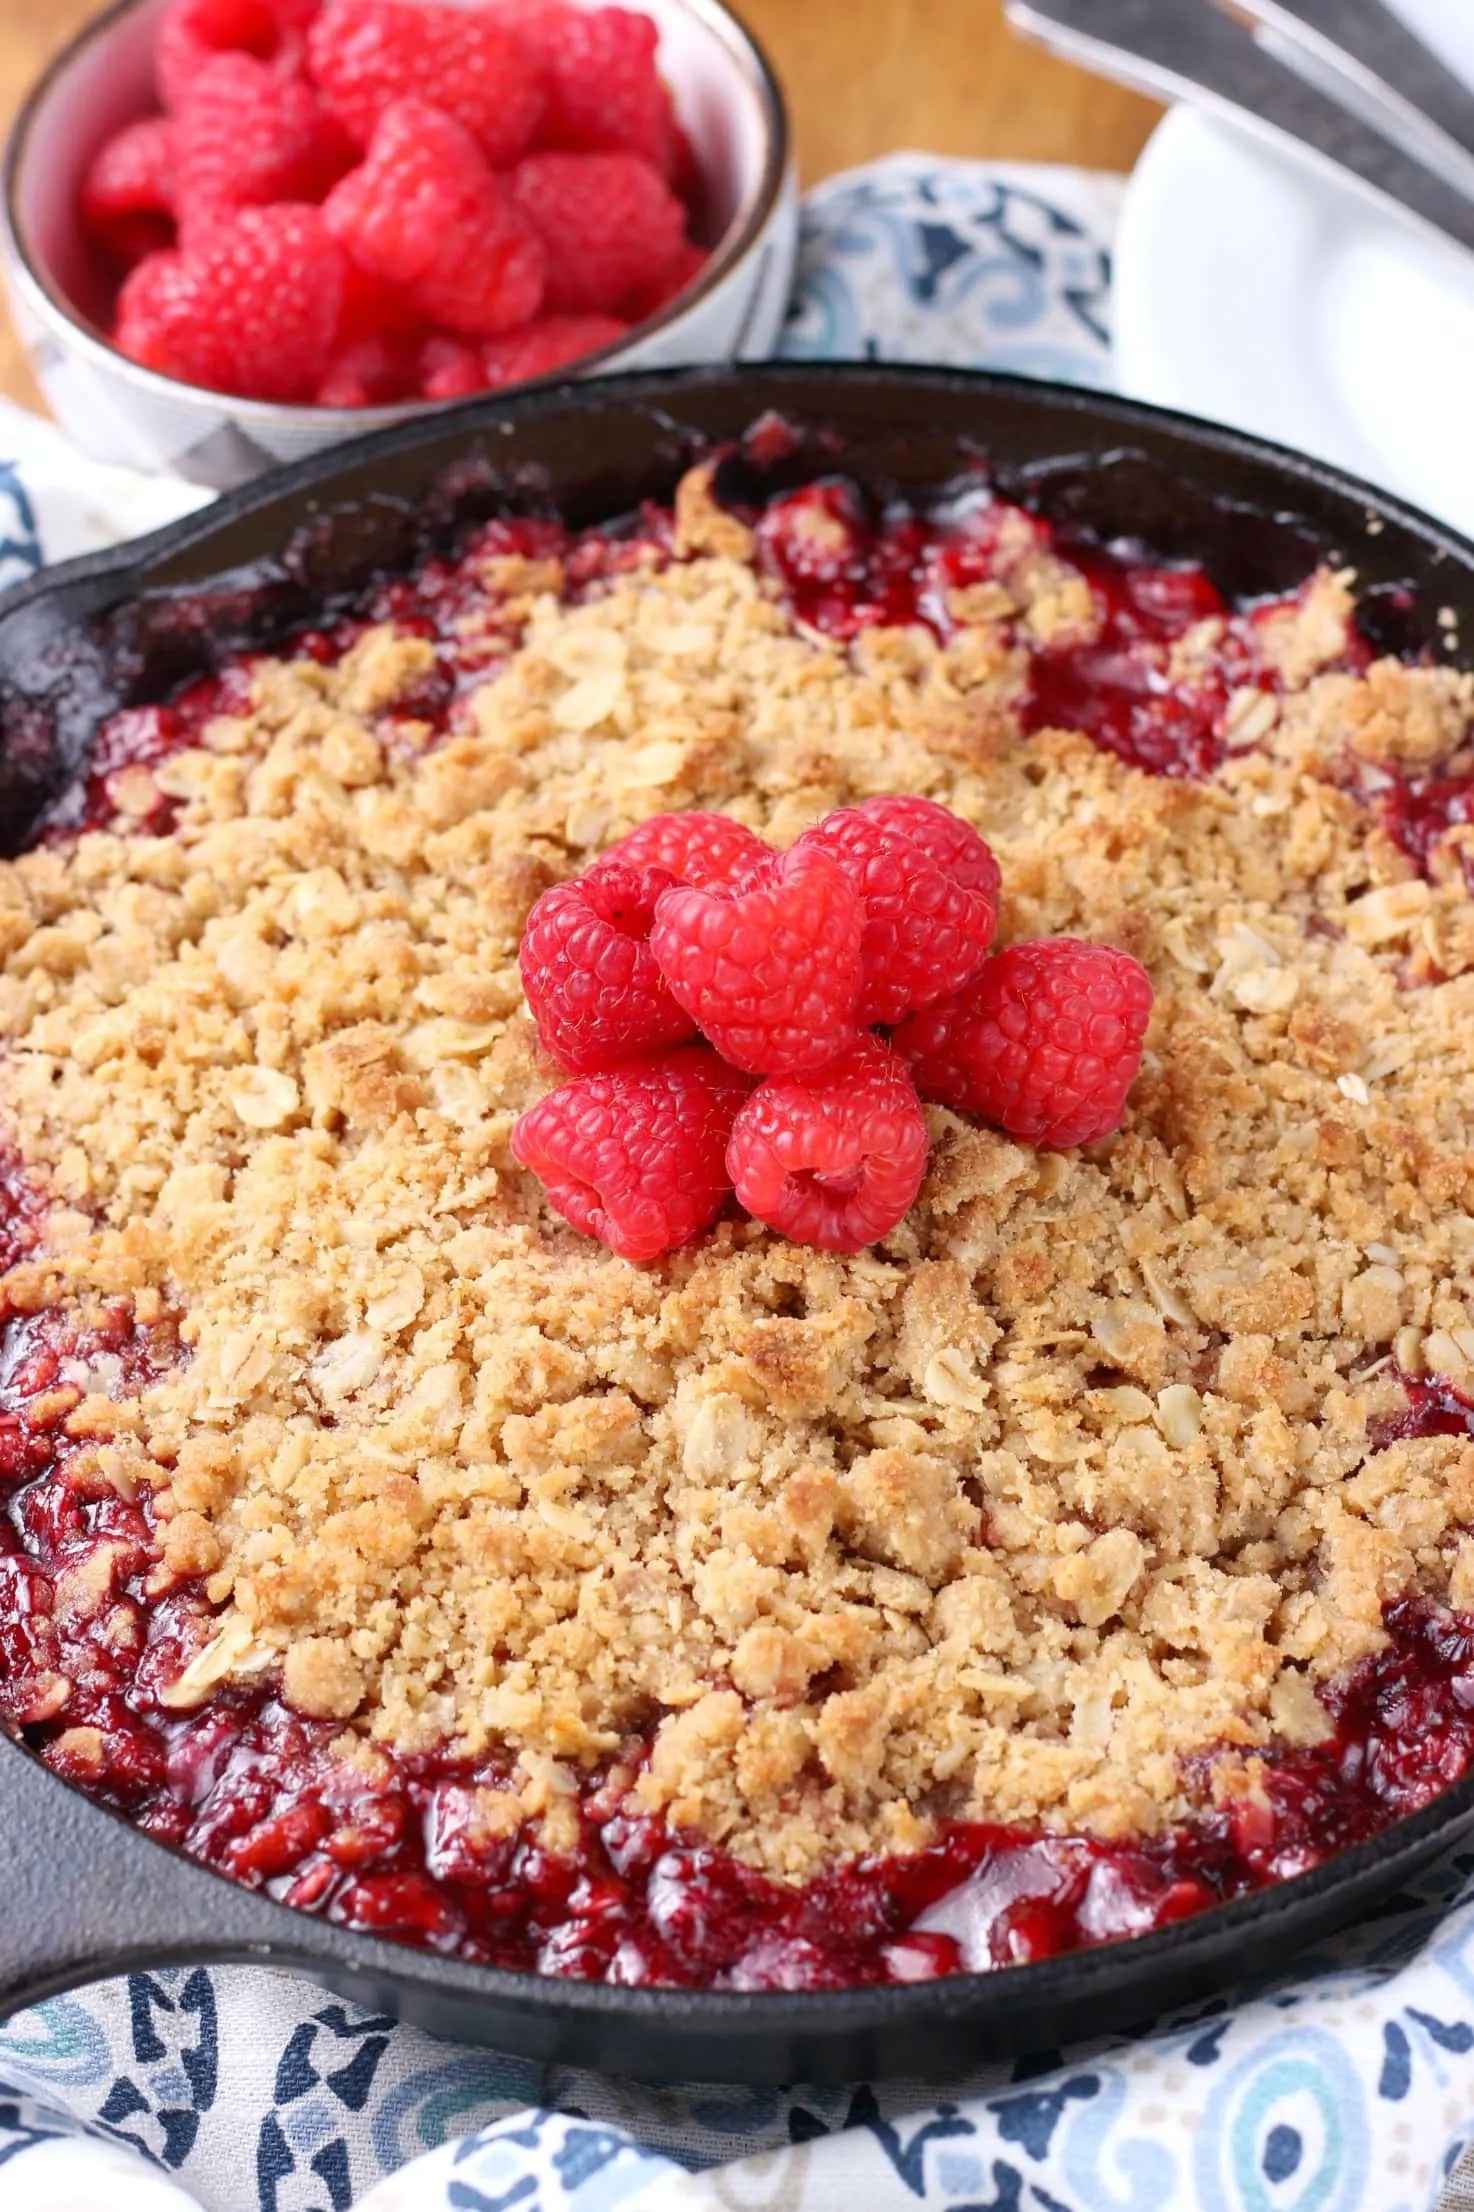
[0,0,792,428]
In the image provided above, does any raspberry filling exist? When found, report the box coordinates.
[753,480,1331,783]
[1371,766,1474,892]
[754,479,1473,873]
[32,510,664,844]
[50,480,1467,884]
[2,468,1472,1988]
[3,1297,1472,1984]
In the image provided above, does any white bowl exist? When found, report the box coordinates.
[0,0,798,488]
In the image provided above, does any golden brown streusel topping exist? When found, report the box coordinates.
[2,483,1474,1880]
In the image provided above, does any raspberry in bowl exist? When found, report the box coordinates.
[0,0,795,486]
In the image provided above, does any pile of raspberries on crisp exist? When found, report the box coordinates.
[512,800,1155,1261]
[80,0,707,408]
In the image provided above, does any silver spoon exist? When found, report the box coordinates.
[1007,0,1474,256]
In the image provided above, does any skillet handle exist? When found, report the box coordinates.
[0,1740,294,2022]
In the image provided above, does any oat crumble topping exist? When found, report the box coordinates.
[2,471,1473,1882]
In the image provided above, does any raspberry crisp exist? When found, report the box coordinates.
[0,463,1472,1983]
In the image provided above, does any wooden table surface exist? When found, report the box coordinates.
[0,0,1161,413]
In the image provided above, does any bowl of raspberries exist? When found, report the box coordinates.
[512,800,1156,1264]
[0,0,795,485]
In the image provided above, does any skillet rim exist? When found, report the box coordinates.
[0,357,1466,614]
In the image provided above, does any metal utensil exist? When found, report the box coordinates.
[1230,0,1474,200]
[1007,0,1474,256]
[1246,0,1474,158]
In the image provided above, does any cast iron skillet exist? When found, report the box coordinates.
[1,364,1472,2085]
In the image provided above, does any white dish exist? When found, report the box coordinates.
[1112,0,1474,541]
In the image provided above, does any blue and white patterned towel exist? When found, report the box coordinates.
[5,155,1474,2212]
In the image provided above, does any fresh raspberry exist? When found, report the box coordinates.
[857,794,1004,906]
[727,1035,929,1253]
[796,798,999,1026]
[418,335,488,403]
[307,0,543,164]
[80,121,177,267]
[510,152,686,316]
[324,102,545,338]
[173,54,354,227]
[511,1047,750,1263]
[316,330,419,407]
[893,938,1154,1150]
[333,256,418,343]
[626,238,708,325]
[648,844,864,1076]
[669,118,705,203]
[515,4,674,171]
[158,0,309,112]
[599,811,769,891]
[520,863,696,1072]
[481,314,628,389]
[115,204,344,400]
[319,267,426,401]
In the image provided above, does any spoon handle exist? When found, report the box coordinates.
[1240,0,1474,196]
[1006,0,1474,256]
